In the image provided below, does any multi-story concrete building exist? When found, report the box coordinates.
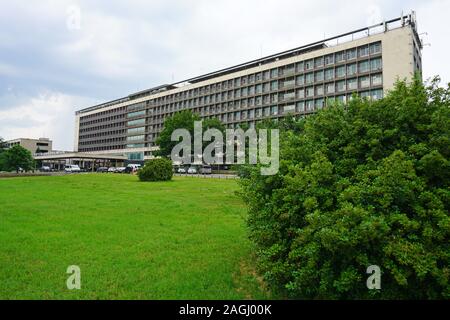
[75,13,422,162]
[5,137,53,154]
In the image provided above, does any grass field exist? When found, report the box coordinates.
[0,174,270,299]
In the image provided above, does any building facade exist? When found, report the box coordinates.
[5,137,53,154]
[75,13,422,161]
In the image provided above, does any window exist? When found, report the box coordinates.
[284,64,295,75]
[360,91,370,99]
[371,58,382,71]
[347,78,357,90]
[336,95,346,103]
[306,86,314,97]
[271,106,278,115]
[256,84,262,94]
[127,135,145,142]
[249,109,255,119]
[127,127,145,134]
[127,118,146,126]
[325,68,334,81]
[283,104,296,114]
[296,61,304,72]
[335,51,345,63]
[296,101,305,113]
[305,100,314,111]
[127,144,145,149]
[315,98,324,109]
[347,63,357,76]
[370,42,381,55]
[297,88,305,99]
[372,74,383,86]
[264,107,270,116]
[249,86,255,95]
[271,81,278,91]
[315,70,324,82]
[326,83,335,94]
[371,89,383,100]
[305,59,314,70]
[127,152,144,161]
[296,75,305,86]
[325,54,334,65]
[270,68,278,78]
[337,80,346,92]
[283,91,295,101]
[359,76,370,88]
[315,85,324,96]
[127,110,146,118]
[359,60,370,73]
[315,57,324,68]
[346,48,357,60]
[359,45,369,57]
[127,102,146,112]
[336,66,346,77]
[263,82,270,93]
[263,70,270,80]
[305,73,314,84]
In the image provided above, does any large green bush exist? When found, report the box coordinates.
[138,158,173,182]
[239,77,449,299]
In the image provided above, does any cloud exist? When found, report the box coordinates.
[0,91,98,150]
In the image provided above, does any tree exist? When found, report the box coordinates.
[0,137,5,171]
[2,145,35,173]
[239,76,450,299]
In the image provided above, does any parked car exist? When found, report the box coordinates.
[199,165,212,174]
[125,164,142,174]
[97,167,108,173]
[39,166,51,172]
[187,166,198,174]
[115,167,127,173]
[178,167,187,174]
[64,165,81,173]
[108,167,116,173]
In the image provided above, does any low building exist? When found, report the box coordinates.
[4,137,53,154]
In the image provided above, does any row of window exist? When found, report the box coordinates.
[144,61,382,114]
[146,43,382,106]
[133,75,382,122]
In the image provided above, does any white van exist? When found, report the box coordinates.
[64,165,81,173]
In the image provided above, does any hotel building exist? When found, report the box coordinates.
[74,13,422,162]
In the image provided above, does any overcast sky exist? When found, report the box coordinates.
[0,0,448,150]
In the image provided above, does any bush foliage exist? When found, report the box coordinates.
[239,77,450,299]
[138,158,173,182]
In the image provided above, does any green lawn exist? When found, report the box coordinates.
[0,174,269,299]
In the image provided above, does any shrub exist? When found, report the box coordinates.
[239,76,450,299]
[138,158,173,182]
